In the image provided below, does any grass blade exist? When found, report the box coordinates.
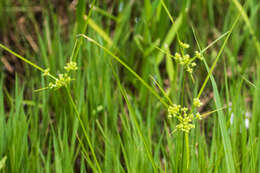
[79,34,168,108]
[193,16,241,173]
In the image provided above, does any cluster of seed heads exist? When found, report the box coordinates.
[41,61,78,90]
[48,73,72,89]
[173,41,203,74]
[64,61,78,71]
[168,98,203,133]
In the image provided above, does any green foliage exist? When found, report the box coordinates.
[0,0,260,172]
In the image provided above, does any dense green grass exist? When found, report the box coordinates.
[0,0,260,172]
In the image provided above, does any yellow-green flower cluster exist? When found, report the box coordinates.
[168,98,203,133]
[179,41,190,49]
[195,112,202,120]
[172,42,203,74]
[195,51,203,60]
[168,104,181,118]
[64,61,78,72]
[42,61,78,90]
[48,73,72,89]
[193,98,203,107]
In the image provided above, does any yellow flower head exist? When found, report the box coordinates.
[64,61,78,72]
[180,41,190,49]
[195,51,203,60]
[193,98,203,108]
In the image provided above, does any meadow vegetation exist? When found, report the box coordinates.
[0,0,260,172]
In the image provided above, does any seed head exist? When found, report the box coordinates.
[48,73,72,90]
[168,104,181,118]
[180,41,190,49]
[186,67,193,73]
[193,98,202,108]
[64,61,78,72]
[195,51,203,60]
[196,112,202,120]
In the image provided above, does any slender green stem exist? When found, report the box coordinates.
[197,15,240,99]
[201,106,227,118]
[78,34,168,108]
[0,43,57,80]
[155,31,229,63]
[76,135,98,172]
[231,0,260,57]
[91,5,118,21]
[200,31,230,54]
[160,0,182,44]
[185,133,190,169]
[70,39,79,61]
[72,0,96,62]
[0,43,44,72]
[150,75,173,105]
[109,60,160,173]
[65,87,102,173]
[181,133,185,172]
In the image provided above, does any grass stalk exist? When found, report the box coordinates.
[65,87,102,173]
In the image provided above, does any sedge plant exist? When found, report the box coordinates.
[0,40,102,173]
[0,1,244,172]
[73,0,241,169]
[77,10,239,169]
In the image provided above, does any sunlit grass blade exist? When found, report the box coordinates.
[88,18,113,46]
[91,5,118,21]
